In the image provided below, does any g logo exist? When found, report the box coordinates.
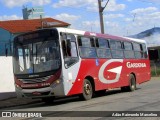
[98,59,123,84]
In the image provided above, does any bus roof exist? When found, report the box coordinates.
[56,27,146,44]
[123,37,146,44]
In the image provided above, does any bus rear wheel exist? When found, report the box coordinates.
[121,74,136,92]
[127,74,136,92]
[79,79,93,100]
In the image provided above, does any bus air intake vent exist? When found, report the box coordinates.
[20,76,52,84]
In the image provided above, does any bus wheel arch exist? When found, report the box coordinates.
[121,73,136,92]
[79,76,95,100]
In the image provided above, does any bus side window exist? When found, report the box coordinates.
[124,42,135,59]
[142,44,148,59]
[96,38,111,58]
[110,40,124,59]
[61,33,79,68]
[133,43,143,59]
[78,36,97,58]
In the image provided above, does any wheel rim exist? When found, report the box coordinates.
[84,82,91,95]
[131,77,135,89]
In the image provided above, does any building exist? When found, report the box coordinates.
[0,18,70,56]
[148,46,160,61]
[22,6,45,20]
[0,18,70,98]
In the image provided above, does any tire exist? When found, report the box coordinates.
[42,96,55,104]
[79,79,93,100]
[127,74,136,92]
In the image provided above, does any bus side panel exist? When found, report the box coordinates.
[62,60,82,96]
[67,59,105,96]
[67,58,151,96]
[121,59,151,87]
[67,59,126,95]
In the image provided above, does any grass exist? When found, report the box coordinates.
[151,67,160,77]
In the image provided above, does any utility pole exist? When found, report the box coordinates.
[98,0,110,34]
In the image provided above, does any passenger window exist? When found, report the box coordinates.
[124,42,135,59]
[133,42,146,59]
[110,40,124,59]
[124,42,133,50]
[110,40,122,49]
[80,37,91,47]
[96,38,111,58]
[133,43,141,51]
[142,44,148,58]
[78,36,97,58]
[97,38,109,48]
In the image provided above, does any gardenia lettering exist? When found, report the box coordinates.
[127,62,146,68]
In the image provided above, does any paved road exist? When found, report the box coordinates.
[1,77,160,120]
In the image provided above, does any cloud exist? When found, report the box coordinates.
[54,13,80,23]
[87,0,125,12]
[81,20,100,32]
[82,21,99,27]
[106,0,125,11]
[122,6,160,35]
[53,13,81,28]
[0,15,22,21]
[1,0,51,8]
[131,7,158,14]
[104,14,124,19]
[52,0,93,8]
[106,21,119,28]
[79,20,120,35]
[53,0,125,12]
[143,34,160,47]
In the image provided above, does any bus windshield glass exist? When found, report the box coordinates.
[13,30,60,75]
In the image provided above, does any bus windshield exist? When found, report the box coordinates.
[13,32,60,75]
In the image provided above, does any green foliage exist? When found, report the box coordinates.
[151,67,160,77]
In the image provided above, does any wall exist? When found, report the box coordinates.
[0,28,17,99]
[0,28,13,56]
[0,56,16,100]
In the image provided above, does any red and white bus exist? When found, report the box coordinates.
[13,28,150,103]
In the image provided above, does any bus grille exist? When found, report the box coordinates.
[19,76,52,84]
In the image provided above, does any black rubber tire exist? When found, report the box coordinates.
[79,79,93,100]
[127,74,136,92]
[42,96,55,104]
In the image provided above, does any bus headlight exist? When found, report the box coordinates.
[51,79,62,88]
[15,84,22,90]
[56,80,60,84]
[15,84,20,88]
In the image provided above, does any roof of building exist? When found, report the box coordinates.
[0,18,70,34]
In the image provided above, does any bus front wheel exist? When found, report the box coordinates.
[79,79,93,100]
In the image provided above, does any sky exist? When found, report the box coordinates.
[0,0,160,36]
